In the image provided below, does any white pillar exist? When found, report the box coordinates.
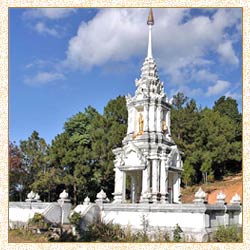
[140,166,150,203]
[173,173,180,203]
[127,107,132,134]
[136,171,141,203]
[176,153,181,168]
[144,105,149,132]
[154,104,157,132]
[152,159,159,203]
[177,174,181,203]
[166,110,171,135]
[156,106,162,132]
[122,172,126,202]
[147,162,151,196]
[168,172,173,203]
[113,167,124,203]
[160,160,167,203]
[131,174,136,203]
[132,108,136,134]
[165,170,169,203]
[149,104,154,132]
[141,169,148,193]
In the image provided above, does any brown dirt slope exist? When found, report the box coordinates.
[181,173,242,204]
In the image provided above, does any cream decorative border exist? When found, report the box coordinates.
[0,0,249,249]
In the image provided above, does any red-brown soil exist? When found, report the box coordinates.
[181,173,242,204]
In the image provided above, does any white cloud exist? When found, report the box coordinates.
[206,80,230,96]
[193,69,218,82]
[225,91,241,100]
[64,8,149,70]
[217,41,239,65]
[64,8,241,85]
[34,22,60,37]
[224,81,242,100]
[25,59,57,69]
[24,72,65,86]
[23,8,77,20]
[170,86,203,99]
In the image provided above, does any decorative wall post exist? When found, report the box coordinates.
[57,190,70,226]
[83,196,90,205]
[230,193,242,226]
[216,191,227,205]
[193,187,207,204]
[230,193,241,205]
[215,191,229,226]
[95,189,110,205]
[25,191,41,203]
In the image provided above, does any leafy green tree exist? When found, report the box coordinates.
[171,93,201,183]
[196,108,240,179]
[171,93,241,186]
[10,93,241,202]
[171,93,200,155]
[20,131,49,175]
[101,96,128,194]
[19,131,49,196]
[213,96,241,122]
[171,93,188,143]
[9,142,28,201]
[172,92,188,111]
[31,167,61,202]
[182,159,195,186]
[49,108,96,204]
[200,160,213,184]
[213,96,242,142]
[213,96,242,172]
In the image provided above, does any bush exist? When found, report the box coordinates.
[173,224,183,242]
[154,227,170,242]
[213,225,241,242]
[70,217,172,242]
[69,212,82,233]
[82,218,125,242]
[140,214,149,242]
[28,213,50,230]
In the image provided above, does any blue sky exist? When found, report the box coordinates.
[10,8,242,145]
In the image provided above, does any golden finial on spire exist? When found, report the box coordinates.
[147,8,154,25]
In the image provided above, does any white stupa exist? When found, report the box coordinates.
[112,8,183,204]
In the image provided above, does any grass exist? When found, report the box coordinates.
[9,228,49,243]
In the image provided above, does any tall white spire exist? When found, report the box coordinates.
[129,8,165,101]
[147,8,154,58]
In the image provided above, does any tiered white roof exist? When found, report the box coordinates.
[131,8,167,101]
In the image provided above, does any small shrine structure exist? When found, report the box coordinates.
[112,8,183,204]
